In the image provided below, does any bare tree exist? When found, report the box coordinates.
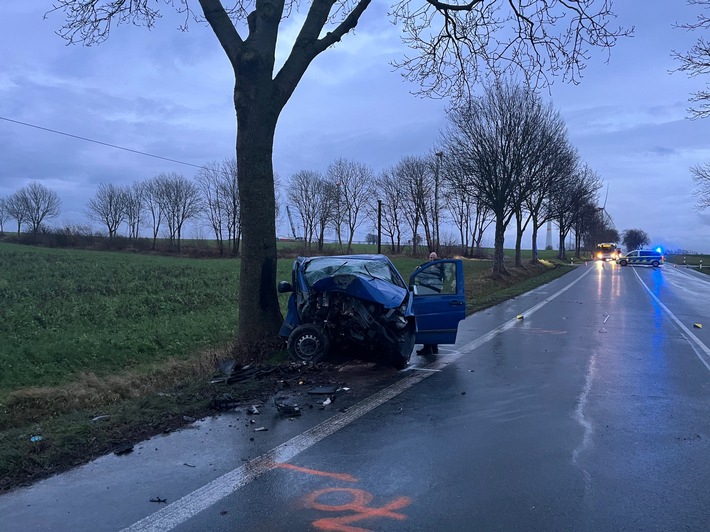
[622,228,650,251]
[0,197,8,235]
[5,193,26,235]
[516,103,575,264]
[197,160,230,255]
[549,163,602,260]
[327,158,373,253]
[124,181,145,240]
[160,172,203,252]
[443,81,539,277]
[86,182,128,240]
[441,156,476,256]
[471,197,494,257]
[52,0,630,354]
[144,176,166,250]
[314,180,337,251]
[394,156,434,256]
[16,182,61,237]
[288,170,323,250]
[691,162,710,208]
[674,0,710,118]
[373,168,407,253]
[219,158,241,255]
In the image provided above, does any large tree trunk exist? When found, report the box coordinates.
[514,210,524,267]
[492,217,508,278]
[234,86,283,353]
[530,215,540,264]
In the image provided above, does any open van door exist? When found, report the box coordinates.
[408,259,466,345]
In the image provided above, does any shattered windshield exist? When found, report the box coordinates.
[303,258,404,289]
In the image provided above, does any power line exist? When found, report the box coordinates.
[0,115,204,169]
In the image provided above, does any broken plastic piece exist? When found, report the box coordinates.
[150,497,167,503]
[516,315,524,320]
[254,427,268,432]
[212,393,239,410]
[694,323,703,329]
[246,405,259,415]
[323,397,332,406]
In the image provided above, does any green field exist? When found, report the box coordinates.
[0,244,243,393]
[666,253,710,270]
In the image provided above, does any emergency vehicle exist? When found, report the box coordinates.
[595,243,620,261]
[616,249,664,267]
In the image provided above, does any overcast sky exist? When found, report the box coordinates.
[1,1,709,253]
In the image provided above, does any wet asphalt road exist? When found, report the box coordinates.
[2,261,710,531]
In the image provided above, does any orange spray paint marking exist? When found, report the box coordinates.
[275,463,358,482]
[304,487,411,532]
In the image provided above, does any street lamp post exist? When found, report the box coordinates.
[434,150,443,254]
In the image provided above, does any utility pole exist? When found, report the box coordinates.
[434,151,443,254]
[377,199,382,254]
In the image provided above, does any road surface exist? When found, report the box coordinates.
[2,261,709,531]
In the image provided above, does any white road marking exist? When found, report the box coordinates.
[122,266,594,532]
[633,269,710,372]
[572,353,597,495]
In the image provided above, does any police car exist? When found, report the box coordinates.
[616,249,664,267]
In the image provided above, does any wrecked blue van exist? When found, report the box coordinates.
[277,254,466,369]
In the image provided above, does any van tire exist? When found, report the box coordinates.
[652,260,660,267]
[287,324,330,363]
[620,259,627,266]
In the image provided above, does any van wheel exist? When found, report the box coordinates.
[287,324,330,363]
[652,260,660,267]
[620,259,627,266]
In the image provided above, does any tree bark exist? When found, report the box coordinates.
[233,84,283,352]
[492,217,508,278]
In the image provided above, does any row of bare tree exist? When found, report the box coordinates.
[84,163,242,254]
[286,81,616,277]
[0,164,242,255]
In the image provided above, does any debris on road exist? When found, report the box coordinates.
[30,435,43,443]
[114,444,134,456]
[274,397,301,417]
[210,361,279,384]
[212,393,240,411]
[254,427,268,432]
[694,323,703,329]
[308,385,338,395]
[211,359,333,385]
[149,497,167,504]
[91,415,110,423]
[246,405,260,415]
